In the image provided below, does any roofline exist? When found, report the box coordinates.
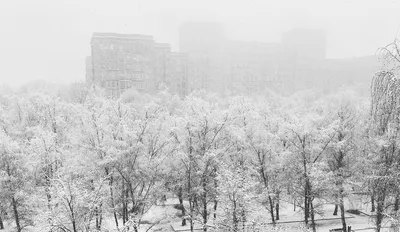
[92,32,154,41]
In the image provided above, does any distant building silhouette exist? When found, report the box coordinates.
[87,27,379,97]
[90,32,187,98]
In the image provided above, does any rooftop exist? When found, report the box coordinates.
[92,32,154,41]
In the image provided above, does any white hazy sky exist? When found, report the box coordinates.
[1,0,400,87]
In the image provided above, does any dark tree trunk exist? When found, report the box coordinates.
[124,184,129,223]
[213,199,217,220]
[214,176,218,220]
[188,176,194,232]
[394,194,399,212]
[202,179,208,232]
[12,197,21,232]
[232,200,238,232]
[96,207,100,229]
[0,215,4,230]
[69,203,77,232]
[95,204,103,230]
[304,185,309,225]
[189,197,194,232]
[268,196,275,225]
[122,180,127,224]
[275,201,280,221]
[178,187,187,226]
[333,204,338,216]
[339,201,347,232]
[303,152,310,226]
[376,192,386,232]
[310,199,316,232]
[371,194,375,212]
[241,208,246,232]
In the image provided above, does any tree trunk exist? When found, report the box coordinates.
[371,194,375,212]
[106,169,118,229]
[338,184,347,232]
[202,179,208,232]
[304,185,309,225]
[12,197,21,232]
[124,184,129,223]
[394,194,399,212]
[95,204,103,230]
[213,199,217,220]
[376,192,386,232]
[178,187,187,226]
[0,215,4,230]
[294,199,296,211]
[189,197,194,232]
[333,204,338,216]
[268,195,275,225]
[122,180,127,224]
[214,177,218,220]
[310,199,316,232]
[233,199,238,232]
[96,207,100,229]
[188,177,194,232]
[276,201,280,221]
[339,200,347,232]
[241,208,246,232]
[303,152,310,225]
[188,139,194,232]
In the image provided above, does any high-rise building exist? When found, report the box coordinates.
[167,53,188,97]
[91,33,154,98]
[90,32,188,98]
[224,41,280,93]
[152,43,171,91]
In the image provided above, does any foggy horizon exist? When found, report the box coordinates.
[1,0,400,87]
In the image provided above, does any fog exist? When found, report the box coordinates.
[0,0,400,87]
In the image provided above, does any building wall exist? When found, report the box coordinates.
[167,53,188,97]
[91,33,188,98]
[152,43,171,91]
[224,41,279,93]
[90,28,378,98]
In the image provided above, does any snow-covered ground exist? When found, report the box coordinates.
[2,197,396,232]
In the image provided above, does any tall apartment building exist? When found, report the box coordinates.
[88,27,373,97]
[167,53,188,97]
[224,41,280,93]
[90,32,188,98]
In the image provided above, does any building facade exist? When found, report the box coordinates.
[90,33,188,98]
[88,27,378,98]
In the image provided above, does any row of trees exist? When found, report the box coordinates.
[1,40,400,232]
[0,85,369,232]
